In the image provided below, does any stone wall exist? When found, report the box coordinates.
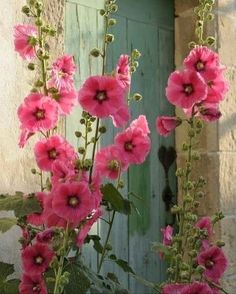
[0,0,65,274]
[175,0,236,291]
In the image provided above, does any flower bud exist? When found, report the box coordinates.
[176,168,184,177]
[75,131,82,138]
[100,9,106,16]
[132,49,141,59]
[110,4,118,12]
[188,41,197,49]
[207,13,214,21]
[216,240,225,247]
[90,48,101,57]
[196,191,204,198]
[106,34,115,43]
[206,36,216,46]
[188,128,195,138]
[133,61,139,68]
[171,205,181,214]
[99,126,107,133]
[31,168,37,174]
[80,118,85,124]
[133,93,143,101]
[22,6,30,15]
[28,63,35,71]
[35,19,43,27]
[34,80,44,87]
[196,265,205,274]
[117,180,124,189]
[78,147,85,154]
[108,18,117,26]
[182,143,189,151]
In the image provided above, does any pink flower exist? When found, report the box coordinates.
[156,116,181,137]
[130,115,150,135]
[27,192,46,226]
[78,75,125,118]
[166,70,207,109]
[18,128,34,148]
[14,24,37,60]
[34,135,76,172]
[21,229,31,249]
[184,46,219,78]
[52,88,78,115]
[21,243,54,275]
[95,145,128,179]
[36,229,55,244]
[181,282,214,294]
[196,216,213,238]
[115,54,131,89]
[52,182,95,225]
[161,225,173,246]
[19,274,47,294]
[111,105,130,128]
[197,246,228,281]
[51,159,76,185]
[48,55,76,90]
[162,284,186,294]
[88,172,102,209]
[17,93,59,133]
[199,104,222,122]
[115,119,151,165]
[76,208,102,247]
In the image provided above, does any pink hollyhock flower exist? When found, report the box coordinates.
[34,135,76,172]
[48,55,76,90]
[199,104,222,122]
[197,245,228,281]
[21,243,54,275]
[95,145,128,180]
[111,105,130,128]
[115,121,151,165]
[18,128,34,148]
[156,116,181,137]
[184,46,219,78]
[36,229,55,244]
[162,284,186,294]
[161,225,173,246]
[166,70,207,109]
[14,24,37,60]
[78,75,125,118]
[88,172,102,209]
[115,54,131,89]
[19,274,47,294]
[196,216,213,238]
[21,229,31,249]
[52,88,78,115]
[52,182,95,225]
[27,192,46,226]
[17,93,59,133]
[76,208,103,247]
[130,115,150,135]
[51,159,76,186]
[43,194,68,229]
[181,282,214,294]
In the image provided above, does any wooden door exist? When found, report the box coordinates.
[65,0,175,293]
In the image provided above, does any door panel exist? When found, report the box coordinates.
[65,0,175,292]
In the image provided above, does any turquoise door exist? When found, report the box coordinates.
[65,0,175,292]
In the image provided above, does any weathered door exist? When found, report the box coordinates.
[65,0,175,293]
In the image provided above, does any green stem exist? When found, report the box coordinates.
[89,118,100,183]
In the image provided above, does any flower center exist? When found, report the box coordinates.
[107,159,120,171]
[95,90,107,103]
[195,60,205,71]
[32,284,41,292]
[183,84,194,96]
[124,141,134,152]
[35,255,44,265]
[68,196,80,208]
[48,148,57,159]
[207,80,214,88]
[205,259,214,269]
[34,108,45,120]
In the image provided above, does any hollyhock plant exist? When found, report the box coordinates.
[52,182,95,225]
[17,93,59,133]
[181,282,214,294]
[166,70,207,109]
[14,24,37,60]
[78,75,126,118]
[115,116,151,165]
[156,116,181,137]
[95,145,128,179]
[34,135,76,172]
[21,242,54,276]
[196,216,213,238]
[48,55,76,90]
[115,54,131,90]
[27,192,46,226]
[197,245,228,281]
[19,274,47,294]
[161,225,173,246]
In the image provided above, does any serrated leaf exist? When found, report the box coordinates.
[0,218,17,233]
[101,184,131,215]
[0,262,15,282]
[114,259,135,274]
[0,194,41,218]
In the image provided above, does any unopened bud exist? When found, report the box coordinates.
[100,9,106,16]
[31,168,37,174]
[28,63,35,71]
[133,93,143,101]
[75,131,82,138]
[22,6,30,15]
[99,126,107,133]
[206,36,216,46]
[132,49,141,59]
[106,34,115,43]
[108,18,117,26]
[78,147,85,154]
[90,48,101,57]
[216,240,225,247]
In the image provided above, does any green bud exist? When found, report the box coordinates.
[49,29,56,37]
[28,36,38,47]
[133,61,139,68]
[206,36,216,46]
[207,0,215,5]
[106,34,115,43]
[196,265,205,274]
[176,168,184,177]
[22,6,30,15]
[78,147,85,154]
[132,49,141,59]
[80,118,86,124]
[182,143,189,151]
[117,180,124,189]
[188,128,195,138]
[196,119,203,129]
[31,168,37,174]
[133,93,143,101]
[130,65,136,73]
[34,80,44,87]
[90,116,96,122]
[87,127,93,132]
[100,9,106,16]
[184,196,193,203]
[192,152,200,160]
[207,13,214,21]
[27,0,36,5]
[196,191,205,198]
[171,205,181,214]
[90,48,101,57]
[90,137,96,143]
[193,201,200,208]
[99,126,107,133]
[108,18,117,26]
[110,4,118,12]
[188,41,197,49]
[105,243,113,251]
[35,19,43,27]
[75,131,82,138]
[188,250,197,258]
[216,240,225,247]
[83,159,92,170]
[197,20,204,27]
[180,271,189,280]
[31,88,38,93]
[28,63,35,71]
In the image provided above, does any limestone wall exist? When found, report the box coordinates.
[175,0,236,291]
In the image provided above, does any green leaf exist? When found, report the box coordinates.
[152,242,171,256]
[0,193,41,218]
[0,218,17,233]
[0,262,15,282]
[3,279,20,294]
[107,272,119,284]
[101,184,131,215]
[114,259,135,274]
